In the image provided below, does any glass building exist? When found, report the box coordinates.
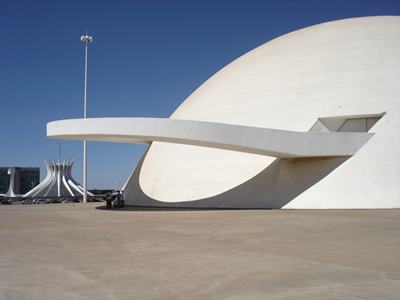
[0,167,40,194]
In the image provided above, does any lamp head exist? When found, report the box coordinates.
[80,35,93,43]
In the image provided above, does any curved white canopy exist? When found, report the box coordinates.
[47,117,372,158]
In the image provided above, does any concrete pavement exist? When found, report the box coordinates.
[0,203,399,299]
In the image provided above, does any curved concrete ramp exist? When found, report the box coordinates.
[47,118,372,158]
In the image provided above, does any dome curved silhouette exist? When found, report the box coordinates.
[127,16,400,208]
[48,16,400,208]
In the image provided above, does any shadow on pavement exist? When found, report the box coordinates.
[94,204,268,212]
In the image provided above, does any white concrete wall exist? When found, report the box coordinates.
[124,16,400,208]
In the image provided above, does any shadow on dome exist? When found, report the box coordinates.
[123,147,350,209]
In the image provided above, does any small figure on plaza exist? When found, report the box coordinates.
[105,192,113,209]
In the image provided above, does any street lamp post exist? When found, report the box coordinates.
[80,34,93,203]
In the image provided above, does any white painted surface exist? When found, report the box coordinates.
[6,168,16,197]
[47,118,372,158]
[48,16,400,208]
[23,160,93,198]
[128,16,400,208]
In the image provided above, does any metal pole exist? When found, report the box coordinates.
[83,40,87,203]
[80,34,93,203]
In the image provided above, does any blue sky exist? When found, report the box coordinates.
[1,0,400,189]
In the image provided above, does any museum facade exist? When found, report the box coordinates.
[48,16,400,208]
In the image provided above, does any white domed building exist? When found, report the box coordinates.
[48,16,400,208]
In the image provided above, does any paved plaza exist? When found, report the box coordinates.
[0,203,399,299]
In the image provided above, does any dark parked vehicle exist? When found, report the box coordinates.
[1,198,12,205]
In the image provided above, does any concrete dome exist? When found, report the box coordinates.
[121,16,400,208]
